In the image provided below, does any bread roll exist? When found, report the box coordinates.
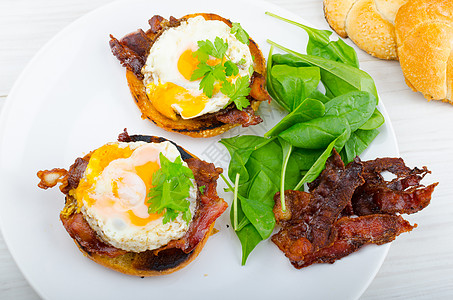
[324,0,407,60]
[395,0,453,102]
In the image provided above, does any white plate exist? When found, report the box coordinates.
[0,0,399,299]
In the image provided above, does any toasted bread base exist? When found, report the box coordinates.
[72,223,215,276]
[128,13,266,138]
[127,70,261,138]
[52,134,225,276]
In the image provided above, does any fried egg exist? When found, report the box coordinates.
[142,16,253,120]
[74,141,197,252]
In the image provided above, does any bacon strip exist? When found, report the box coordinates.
[272,152,364,261]
[109,33,149,79]
[37,168,67,190]
[272,150,436,269]
[292,215,415,268]
[216,106,263,127]
[61,213,126,258]
[352,158,437,215]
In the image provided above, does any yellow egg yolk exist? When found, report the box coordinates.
[146,49,223,120]
[75,144,163,226]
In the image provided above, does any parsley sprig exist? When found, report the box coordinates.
[231,22,250,45]
[147,153,194,224]
[190,23,254,111]
[221,76,251,110]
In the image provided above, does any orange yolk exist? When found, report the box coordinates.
[127,161,162,226]
[146,82,210,120]
[146,49,223,120]
[76,144,164,226]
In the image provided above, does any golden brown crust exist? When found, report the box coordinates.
[395,0,453,103]
[324,0,407,60]
[127,13,268,138]
[127,70,239,138]
[74,223,215,276]
[40,134,226,276]
[323,0,356,38]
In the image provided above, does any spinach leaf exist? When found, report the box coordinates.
[359,108,385,130]
[279,115,351,149]
[293,136,340,190]
[272,53,310,67]
[270,65,320,111]
[266,46,283,109]
[247,170,275,207]
[265,98,325,137]
[266,12,359,68]
[220,135,273,182]
[324,91,377,131]
[291,148,324,170]
[245,139,299,190]
[340,129,380,164]
[308,89,331,103]
[236,223,263,265]
[240,196,275,240]
[267,40,379,100]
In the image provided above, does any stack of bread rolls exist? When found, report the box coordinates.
[324,0,453,104]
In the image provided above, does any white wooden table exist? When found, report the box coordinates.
[1,0,452,299]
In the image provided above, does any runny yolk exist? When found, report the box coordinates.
[146,82,210,120]
[145,49,222,120]
[177,49,221,80]
[126,161,162,226]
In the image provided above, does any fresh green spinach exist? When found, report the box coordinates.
[265,12,359,68]
[279,115,351,149]
[265,98,325,137]
[270,65,321,111]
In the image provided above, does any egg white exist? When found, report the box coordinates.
[79,141,197,253]
[142,15,254,119]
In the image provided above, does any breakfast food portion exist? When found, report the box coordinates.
[395,0,453,103]
[110,13,270,137]
[323,0,407,60]
[272,150,437,268]
[37,131,227,276]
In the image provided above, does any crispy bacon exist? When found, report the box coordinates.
[216,106,263,127]
[272,150,436,269]
[61,213,126,258]
[109,31,151,79]
[272,152,364,261]
[63,157,89,194]
[148,15,165,33]
[291,215,416,269]
[293,215,415,268]
[119,29,152,58]
[352,158,438,215]
[37,168,67,190]
[250,72,271,102]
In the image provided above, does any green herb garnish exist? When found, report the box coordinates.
[230,22,250,45]
[199,185,206,195]
[147,153,194,224]
[221,76,251,110]
[191,30,252,110]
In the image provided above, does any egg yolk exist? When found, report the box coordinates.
[146,49,222,120]
[76,144,163,227]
